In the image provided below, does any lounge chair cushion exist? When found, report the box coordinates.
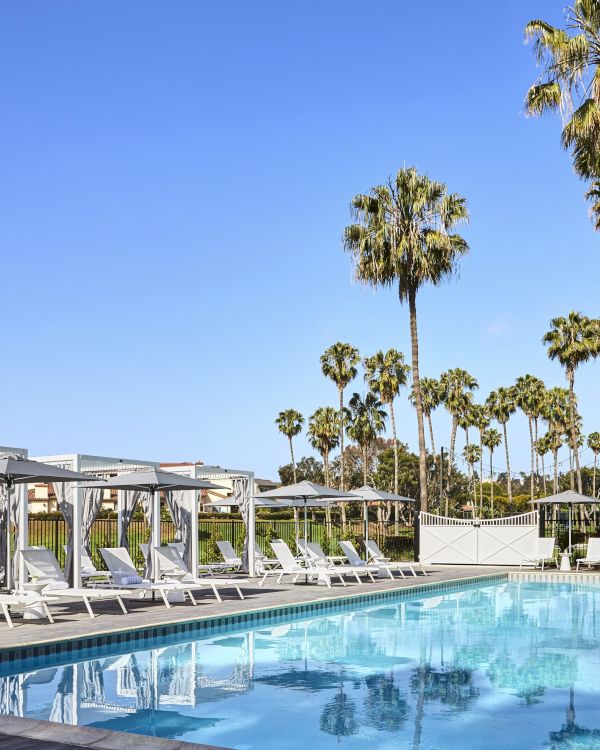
[39,580,69,591]
[120,575,143,585]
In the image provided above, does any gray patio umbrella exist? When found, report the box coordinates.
[81,468,225,580]
[532,490,598,552]
[0,454,96,590]
[256,481,354,577]
[346,486,415,561]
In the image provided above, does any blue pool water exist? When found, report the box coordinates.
[2,581,600,749]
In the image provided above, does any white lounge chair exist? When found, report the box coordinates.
[301,541,379,585]
[259,541,339,587]
[519,537,556,570]
[154,546,247,601]
[216,541,243,571]
[0,591,57,628]
[576,538,600,570]
[338,541,379,582]
[366,540,425,578]
[63,545,112,585]
[21,548,130,618]
[100,547,197,609]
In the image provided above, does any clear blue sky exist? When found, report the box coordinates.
[1,1,598,480]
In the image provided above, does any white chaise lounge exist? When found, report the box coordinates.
[300,540,379,585]
[259,541,342,587]
[576,538,600,570]
[519,537,556,570]
[21,548,130,618]
[216,541,243,571]
[100,547,197,609]
[0,591,57,628]
[338,541,379,582]
[154,546,247,601]
[63,545,112,585]
[366,540,425,578]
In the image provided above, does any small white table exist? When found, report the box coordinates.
[163,571,188,603]
[560,552,572,572]
[20,582,50,620]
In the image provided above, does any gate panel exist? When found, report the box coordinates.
[419,514,478,564]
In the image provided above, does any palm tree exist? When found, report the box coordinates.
[346,392,387,486]
[410,377,443,460]
[440,368,478,505]
[535,434,549,497]
[588,432,600,498]
[275,409,304,483]
[364,349,410,495]
[542,386,571,495]
[463,444,482,513]
[524,4,600,224]
[486,387,517,503]
[457,396,476,447]
[344,167,469,512]
[515,374,546,501]
[470,403,490,513]
[307,407,340,487]
[543,312,600,493]
[482,427,502,517]
[320,342,361,492]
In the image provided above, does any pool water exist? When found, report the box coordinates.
[2,581,600,749]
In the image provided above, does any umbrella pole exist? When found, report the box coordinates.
[569,504,572,553]
[5,479,12,591]
[304,498,308,583]
[364,500,368,563]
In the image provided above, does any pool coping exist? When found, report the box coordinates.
[0,714,230,749]
[0,572,508,671]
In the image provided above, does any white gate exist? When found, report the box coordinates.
[419,511,539,565]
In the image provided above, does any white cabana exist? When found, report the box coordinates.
[0,446,28,587]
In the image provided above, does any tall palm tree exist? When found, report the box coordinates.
[515,374,546,501]
[344,167,469,511]
[486,387,517,503]
[547,430,564,495]
[482,427,502,517]
[588,431,600,498]
[320,342,360,492]
[543,312,600,493]
[524,3,600,223]
[440,368,478,504]
[535,433,549,497]
[307,407,340,487]
[457,395,476,447]
[275,409,304,483]
[470,403,490,513]
[463,444,482,513]
[346,392,387,486]
[364,349,410,495]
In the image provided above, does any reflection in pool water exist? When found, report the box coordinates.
[2,581,600,749]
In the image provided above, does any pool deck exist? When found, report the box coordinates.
[0,565,511,652]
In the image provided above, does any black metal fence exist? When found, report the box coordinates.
[28,516,415,570]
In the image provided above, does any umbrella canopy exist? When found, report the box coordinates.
[80,467,224,492]
[81,468,225,581]
[348,485,416,503]
[0,454,97,591]
[211,496,281,508]
[257,480,354,501]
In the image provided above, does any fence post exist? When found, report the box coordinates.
[539,505,545,537]
[413,509,420,562]
[54,517,59,563]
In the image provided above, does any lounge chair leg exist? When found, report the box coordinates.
[235,586,244,600]
[1,603,13,629]
[160,590,172,608]
[420,564,427,577]
[187,589,197,606]
[116,596,128,615]
[82,597,95,619]
[367,571,375,582]
[42,601,54,624]
[209,583,222,602]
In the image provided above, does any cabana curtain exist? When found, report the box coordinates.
[118,490,149,548]
[164,490,193,571]
[232,476,251,572]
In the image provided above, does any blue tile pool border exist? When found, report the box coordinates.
[0,573,509,674]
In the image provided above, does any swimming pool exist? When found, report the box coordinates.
[1,580,599,749]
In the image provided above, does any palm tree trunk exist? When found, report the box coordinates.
[553,449,559,495]
[568,369,582,493]
[489,449,494,518]
[478,432,484,515]
[534,418,539,495]
[447,417,458,499]
[528,417,534,502]
[542,453,547,496]
[569,446,575,490]
[594,454,597,499]
[338,387,347,531]
[289,436,297,484]
[324,449,330,487]
[362,446,368,486]
[503,422,512,503]
[389,400,400,534]
[427,413,436,464]
[408,286,428,512]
